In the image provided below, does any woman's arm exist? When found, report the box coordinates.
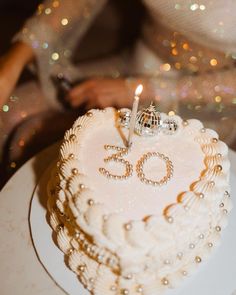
[15,0,108,52]
[0,42,34,107]
[13,0,108,106]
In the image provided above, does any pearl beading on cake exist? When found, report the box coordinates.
[47,108,232,295]
[49,197,120,271]
[136,152,173,186]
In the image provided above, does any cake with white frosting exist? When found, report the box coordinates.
[47,106,232,295]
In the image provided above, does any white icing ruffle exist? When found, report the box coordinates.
[47,107,232,295]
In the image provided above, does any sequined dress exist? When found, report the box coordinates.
[1,0,236,164]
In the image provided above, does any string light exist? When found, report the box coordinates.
[52,1,60,8]
[45,8,52,15]
[172,48,178,55]
[183,43,189,50]
[51,52,60,61]
[199,4,206,10]
[61,18,69,26]
[210,59,218,66]
[190,56,198,63]
[160,63,171,72]
[2,105,9,112]
[175,62,181,69]
[215,96,222,103]
[37,4,44,15]
[190,3,199,11]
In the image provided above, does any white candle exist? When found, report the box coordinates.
[127,84,143,148]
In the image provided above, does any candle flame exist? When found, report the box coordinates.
[135,84,143,97]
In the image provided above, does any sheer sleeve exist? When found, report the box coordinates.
[142,67,236,104]
[177,68,236,144]
[176,67,236,106]
[126,66,236,143]
[14,0,108,108]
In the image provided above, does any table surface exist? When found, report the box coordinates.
[0,142,65,295]
[0,143,236,295]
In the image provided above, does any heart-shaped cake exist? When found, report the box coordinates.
[47,106,232,295]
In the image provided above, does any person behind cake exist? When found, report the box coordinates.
[0,0,236,166]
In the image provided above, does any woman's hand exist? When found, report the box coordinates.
[0,42,34,108]
[67,78,140,109]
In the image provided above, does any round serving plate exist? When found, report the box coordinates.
[30,150,236,295]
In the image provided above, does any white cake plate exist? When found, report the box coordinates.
[30,150,236,295]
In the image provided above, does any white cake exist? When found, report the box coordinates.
[47,106,232,295]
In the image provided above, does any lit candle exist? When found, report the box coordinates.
[127,84,143,148]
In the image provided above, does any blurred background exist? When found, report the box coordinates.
[0,1,40,81]
[0,0,143,76]
[0,0,145,187]
[0,1,39,52]
[0,1,235,189]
